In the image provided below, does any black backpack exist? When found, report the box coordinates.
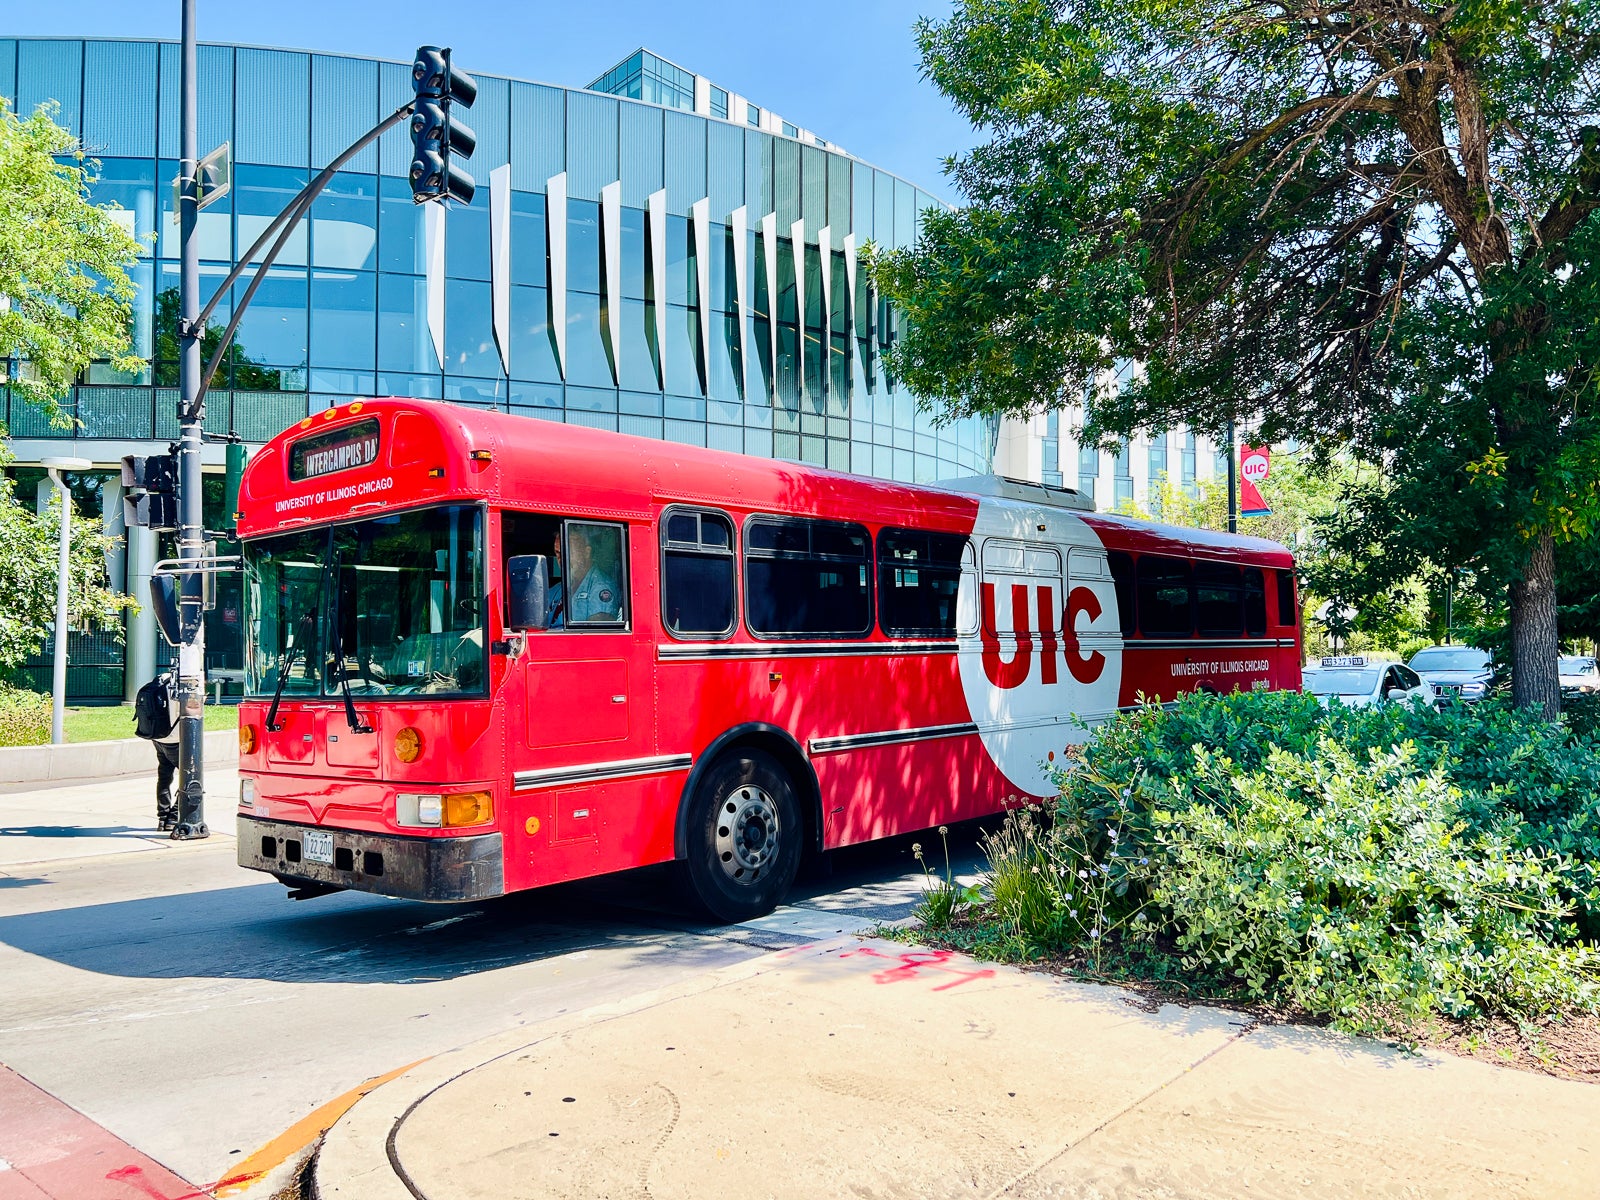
[134,676,174,740]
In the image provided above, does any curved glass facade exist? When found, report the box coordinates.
[0,37,995,483]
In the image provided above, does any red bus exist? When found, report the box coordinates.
[234,399,1299,920]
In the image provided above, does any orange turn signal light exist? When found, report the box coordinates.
[394,726,423,764]
[443,791,493,828]
[239,724,257,754]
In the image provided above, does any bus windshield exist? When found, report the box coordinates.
[244,505,486,699]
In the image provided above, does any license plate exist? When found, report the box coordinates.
[303,830,334,865]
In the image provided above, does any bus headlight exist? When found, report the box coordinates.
[239,778,257,808]
[397,793,443,827]
[443,791,493,828]
[394,726,423,763]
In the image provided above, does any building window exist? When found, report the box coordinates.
[782,120,799,138]
[1114,440,1133,508]
[1078,443,1099,502]
[1182,431,1197,496]
[747,104,761,127]
[1041,411,1061,486]
[710,86,729,120]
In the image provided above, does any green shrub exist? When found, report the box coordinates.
[1151,740,1597,1032]
[1566,693,1600,741]
[0,685,51,747]
[965,690,1600,1034]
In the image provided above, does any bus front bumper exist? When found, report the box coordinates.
[238,815,505,902]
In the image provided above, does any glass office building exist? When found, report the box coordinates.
[1,38,995,700]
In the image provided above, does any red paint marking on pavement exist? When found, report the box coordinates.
[0,1065,210,1200]
[837,945,996,990]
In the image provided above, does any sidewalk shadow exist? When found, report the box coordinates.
[1,825,160,840]
[0,877,49,890]
[0,870,745,988]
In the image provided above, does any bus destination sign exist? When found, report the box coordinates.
[289,418,381,482]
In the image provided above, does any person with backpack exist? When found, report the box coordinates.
[135,668,181,831]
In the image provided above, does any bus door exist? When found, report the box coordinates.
[500,514,655,864]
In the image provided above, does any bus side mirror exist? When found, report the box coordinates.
[149,573,182,647]
[507,555,549,632]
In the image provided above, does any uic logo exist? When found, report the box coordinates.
[979,583,1106,690]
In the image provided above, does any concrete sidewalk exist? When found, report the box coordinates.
[317,937,1600,1200]
[0,766,238,869]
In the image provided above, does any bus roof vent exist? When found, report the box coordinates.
[935,474,1096,512]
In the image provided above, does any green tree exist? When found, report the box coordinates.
[0,451,129,676]
[873,0,1600,715]
[0,100,145,420]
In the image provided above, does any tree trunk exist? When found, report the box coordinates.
[1509,533,1562,719]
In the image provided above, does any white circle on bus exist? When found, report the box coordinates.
[956,498,1124,796]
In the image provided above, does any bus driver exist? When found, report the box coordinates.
[549,525,621,627]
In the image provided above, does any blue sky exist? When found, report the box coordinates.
[8,1,973,201]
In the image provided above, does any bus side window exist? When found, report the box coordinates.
[745,516,872,638]
[1136,555,1193,637]
[1107,551,1136,637]
[879,528,968,638]
[1195,561,1243,638]
[562,521,629,628]
[662,509,736,638]
[1243,567,1267,637]
[501,510,564,628]
[1276,569,1298,625]
[980,539,1060,636]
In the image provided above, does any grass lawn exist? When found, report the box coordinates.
[65,704,239,744]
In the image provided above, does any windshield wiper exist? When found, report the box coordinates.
[265,602,317,732]
[327,548,373,734]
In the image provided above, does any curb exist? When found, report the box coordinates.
[312,937,858,1200]
[0,728,238,784]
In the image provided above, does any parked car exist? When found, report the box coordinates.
[1301,656,1435,709]
[1407,645,1493,704]
[1560,656,1600,694]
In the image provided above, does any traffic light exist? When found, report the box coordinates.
[409,46,477,205]
[121,452,179,531]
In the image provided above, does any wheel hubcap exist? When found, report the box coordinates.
[714,785,780,883]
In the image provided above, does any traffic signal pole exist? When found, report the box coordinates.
[173,0,208,839]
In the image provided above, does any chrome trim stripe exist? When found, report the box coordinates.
[514,753,693,791]
[810,721,979,755]
[660,641,958,661]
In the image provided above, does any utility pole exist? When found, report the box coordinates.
[173,0,208,840]
[1225,419,1238,534]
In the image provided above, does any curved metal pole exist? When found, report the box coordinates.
[191,102,414,408]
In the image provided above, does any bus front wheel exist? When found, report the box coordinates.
[682,749,802,923]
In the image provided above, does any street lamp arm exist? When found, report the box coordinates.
[187,101,416,409]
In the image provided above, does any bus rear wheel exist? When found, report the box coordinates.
[682,749,802,923]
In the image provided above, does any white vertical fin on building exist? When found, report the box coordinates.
[791,218,806,387]
[761,213,778,402]
[692,197,711,395]
[425,201,446,370]
[693,75,711,117]
[489,163,512,377]
[842,233,857,368]
[730,205,748,372]
[601,179,623,385]
[547,172,568,378]
[648,188,668,390]
[817,224,831,393]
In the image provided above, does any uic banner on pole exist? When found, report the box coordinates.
[1240,444,1272,517]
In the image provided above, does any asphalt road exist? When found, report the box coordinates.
[0,803,987,1190]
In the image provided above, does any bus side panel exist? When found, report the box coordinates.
[815,736,1026,849]
[501,774,682,893]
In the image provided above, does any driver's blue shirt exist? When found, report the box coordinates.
[566,567,620,623]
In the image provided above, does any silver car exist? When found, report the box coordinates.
[1302,657,1435,709]
[1560,656,1600,694]
[1407,645,1493,704]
